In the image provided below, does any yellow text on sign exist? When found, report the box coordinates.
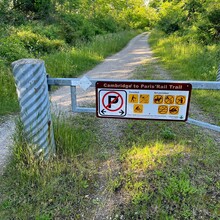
[129,94,138,103]
[133,104,143,114]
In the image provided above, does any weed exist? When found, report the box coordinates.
[161,127,176,140]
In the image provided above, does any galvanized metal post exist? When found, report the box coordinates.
[12,59,55,159]
[217,64,220,81]
[71,86,77,112]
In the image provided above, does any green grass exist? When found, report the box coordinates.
[148,30,220,124]
[0,62,18,115]
[111,120,220,219]
[0,114,100,219]
[1,115,219,219]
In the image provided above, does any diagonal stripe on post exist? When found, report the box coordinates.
[12,59,55,159]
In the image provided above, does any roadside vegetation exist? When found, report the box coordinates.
[146,0,220,124]
[0,0,146,116]
[112,120,220,219]
[148,31,220,125]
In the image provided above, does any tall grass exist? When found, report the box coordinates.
[0,114,99,219]
[0,62,18,115]
[0,30,139,116]
[149,30,220,123]
[44,31,139,78]
[149,31,219,81]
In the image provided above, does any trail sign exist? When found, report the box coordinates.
[96,81,192,121]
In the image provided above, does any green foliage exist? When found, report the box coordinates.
[20,22,64,40]
[57,13,97,44]
[16,30,66,55]
[53,115,97,156]
[149,30,220,81]
[0,62,19,115]
[157,1,187,34]
[44,31,138,78]
[91,13,120,34]
[0,35,30,63]
[148,0,220,44]
[13,0,52,17]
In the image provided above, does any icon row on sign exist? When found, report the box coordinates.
[129,94,149,104]
[132,104,180,115]
[128,94,186,105]
[154,95,186,105]
[158,105,179,115]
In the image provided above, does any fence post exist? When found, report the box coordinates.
[217,64,220,81]
[12,59,55,159]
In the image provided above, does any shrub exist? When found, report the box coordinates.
[20,22,63,40]
[157,2,187,34]
[91,13,120,33]
[58,13,96,44]
[0,35,30,63]
[16,30,66,55]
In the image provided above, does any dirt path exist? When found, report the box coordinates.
[50,33,153,219]
[50,33,152,113]
[0,116,15,175]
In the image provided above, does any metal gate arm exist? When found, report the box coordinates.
[47,78,220,90]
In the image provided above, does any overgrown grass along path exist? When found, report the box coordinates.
[0,32,220,219]
[0,30,140,175]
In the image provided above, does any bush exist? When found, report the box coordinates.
[0,35,30,63]
[157,2,187,34]
[20,22,63,40]
[58,13,96,44]
[91,13,120,34]
[16,30,66,55]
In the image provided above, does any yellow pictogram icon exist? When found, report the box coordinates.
[158,105,168,114]
[133,104,143,114]
[164,95,174,104]
[140,94,149,104]
[154,95,163,104]
[129,94,138,103]
[176,96,186,105]
[169,106,179,115]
